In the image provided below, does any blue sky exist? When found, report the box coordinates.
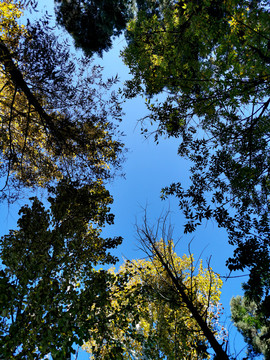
[0,1,253,358]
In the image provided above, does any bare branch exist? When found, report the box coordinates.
[136,210,231,360]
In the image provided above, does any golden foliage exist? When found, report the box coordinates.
[84,240,224,359]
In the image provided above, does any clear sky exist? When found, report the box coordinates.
[0,1,254,359]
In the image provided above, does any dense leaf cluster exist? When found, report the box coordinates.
[84,240,223,360]
[55,0,134,56]
[0,179,122,358]
[231,295,270,358]
[0,11,123,198]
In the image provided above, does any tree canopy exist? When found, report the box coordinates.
[0,0,123,200]
[0,179,122,359]
[231,295,270,359]
[1,0,269,358]
[121,0,270,313]
[0,2,124,358]
[83,239,224,360]
[54,0,134,56]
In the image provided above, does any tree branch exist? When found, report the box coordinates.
[137,213,231,360]
[0,38,61,141]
